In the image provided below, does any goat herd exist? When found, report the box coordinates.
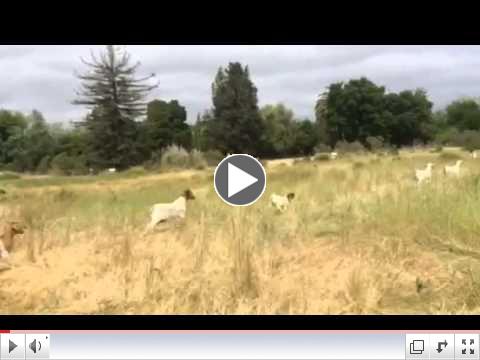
[414,160,464,185]
[143,189,296,235]
[0,151,474,271]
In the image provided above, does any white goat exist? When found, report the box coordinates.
[444,160,463,177]
[329,152,338,160]
[108,168,117,173]
[145,189,195,232]
[270,192,295,212]
[472,151,478,159]
[415,163,434,185]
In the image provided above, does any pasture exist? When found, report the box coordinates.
[1,148,480,314]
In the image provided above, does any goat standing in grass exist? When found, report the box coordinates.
[144,189,195,233]
[444,160,463,177]
[415,163,434,185]
[270,193,295,212]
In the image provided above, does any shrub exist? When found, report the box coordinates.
[382,145,399,156]
[439,152,463,161]
[124,166,147,177]
[366,136,384,152]
[430,144,443,153]
[71,156,88,176]
[161,145,190,169]
[50,153,88,176]
[36,155,51,174]
[50,153,75,175]
[454,130,480,152]
[189,149,208,170]
[203,150,224,166]
[314,143,331,153]
[335,140,366,154]
[413,139,425,148]
[312,153,330,161]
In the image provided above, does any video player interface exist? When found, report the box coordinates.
[0,331,476,360]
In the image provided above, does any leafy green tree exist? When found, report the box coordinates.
[73,45,157,170]
[0,110,27,165]
[145,99,191,153]
[292,119,319,155]
[384,89,434,146]
[321,78,434,147]
[24,110,56,170]
[260,103,297,157]
[446,99,480,131]
[324,78,388,146]
[192,111,215,152]
[209,63,264,156]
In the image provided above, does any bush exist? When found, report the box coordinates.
[161,145,190,169]
[50,153,73,175]
[439,152,463,161]
[203,150,224,166]
[430,144,443,153]
[366,136,384,152]
[36,155,51,174]
[189,149,208,170]
[124,166,147,177]
[312,153,330,161]
[413,139,425,147]
[335,140,366,154]
[454,130,480,152]
[50,153,88,176]
[314,143,331,153]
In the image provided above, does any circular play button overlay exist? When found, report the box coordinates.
[214,154,267,206]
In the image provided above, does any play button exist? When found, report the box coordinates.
[214,154,266,206]
[9,340,17,353]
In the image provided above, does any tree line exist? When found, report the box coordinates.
[1,45,480,175]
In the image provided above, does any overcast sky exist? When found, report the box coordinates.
[1,45,480,124]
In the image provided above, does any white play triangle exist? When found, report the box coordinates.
[228,162,258,198]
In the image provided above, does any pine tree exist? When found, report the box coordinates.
[209,62,263,156]
[73,45,157,170]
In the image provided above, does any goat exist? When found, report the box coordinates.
[444,160,463,177]
[472,151,478,159]
[145,189,195,232]
[270,192,295,212]
[0,221,25,259]
[329,152,338,160]
[415,163,434,185]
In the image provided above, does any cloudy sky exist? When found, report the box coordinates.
[1,45,480,124]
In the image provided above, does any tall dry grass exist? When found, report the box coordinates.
[1,151,480,313]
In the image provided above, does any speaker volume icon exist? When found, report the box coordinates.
[29,339,42,354]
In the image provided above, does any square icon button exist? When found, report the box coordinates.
[406,334,429,360]
[1,334,26,360]
[456,334,479,360]
[26,334,50,359]
[430,334,454,359]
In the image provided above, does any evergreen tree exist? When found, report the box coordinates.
[209,63,263,156]
[73,45,157,170]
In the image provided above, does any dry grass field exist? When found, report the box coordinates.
[1,148,480,314]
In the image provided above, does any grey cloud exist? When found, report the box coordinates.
[1,45,480,124]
